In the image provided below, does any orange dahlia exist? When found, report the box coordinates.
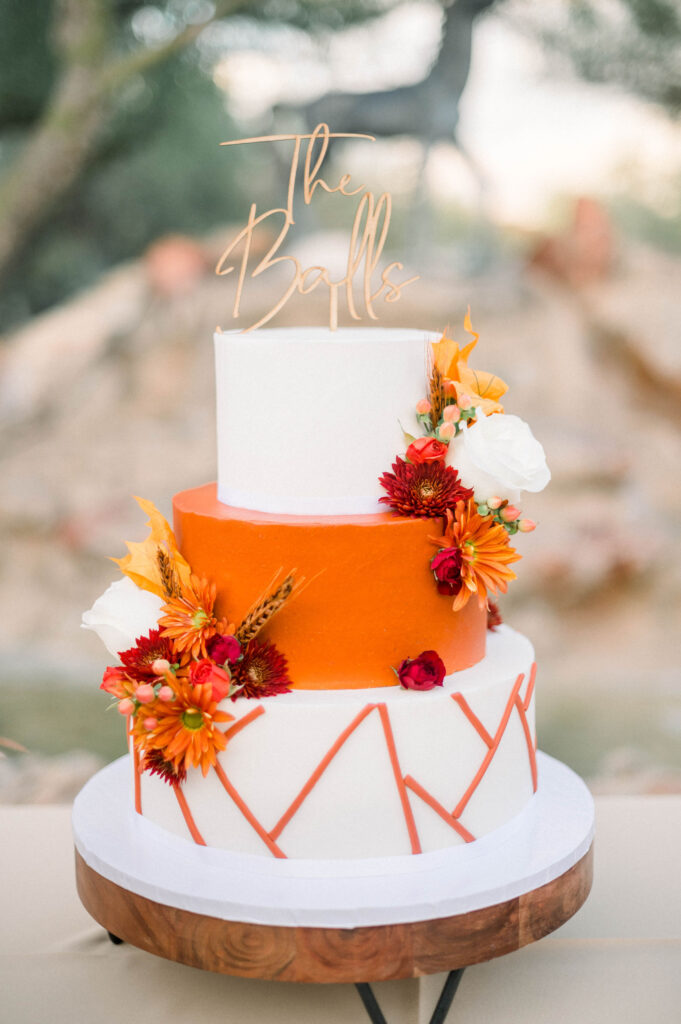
[159,574,224,659]
[135,678,233,777]
[430,498,521,612]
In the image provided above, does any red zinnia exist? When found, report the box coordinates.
[119,629,175,682]
[231,641,292,699]
[379,458,473,518]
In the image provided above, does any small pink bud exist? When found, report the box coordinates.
[438,422,455,440]
[143,716,158,732]
[158,685,174,702]
[458,393,472,408]
[118,698,134,716]
[135,683,155,704]
[487,496,503,510]
[518,518,536,533]
[501,505,521,523]
[443,404,459,422]
[415,398,432,415]
[151,658,171,676]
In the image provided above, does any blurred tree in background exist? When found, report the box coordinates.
[1,0,679,333]
[512,0,681,116]
[0,0,394,332]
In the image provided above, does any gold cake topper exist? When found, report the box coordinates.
[216,123,419,331]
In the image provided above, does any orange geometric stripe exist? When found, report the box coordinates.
[452,672,525,819]
[377,704,421,854]
[223,704,265,743]
[450,693,494,748]
[268,703,377,842]
[173,784,206,845]
[514,694,538,792]
[523,662,537,713]
[404,775,475,843]
[213,761,286,859]
[128,716,142,815]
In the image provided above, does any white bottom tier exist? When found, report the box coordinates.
[138,626,537,860]
[74,751,593,928]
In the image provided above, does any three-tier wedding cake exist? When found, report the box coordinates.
[83,318,550,861]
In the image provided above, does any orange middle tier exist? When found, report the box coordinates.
[174,483,487,689]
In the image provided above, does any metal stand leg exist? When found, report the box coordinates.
[356,983,389,1024]
[355,968,465,1024]
[429,969,465,1024]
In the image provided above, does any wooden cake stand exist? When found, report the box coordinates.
[74,752,594,1024]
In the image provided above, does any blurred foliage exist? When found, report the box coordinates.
[0,56,244,326]
[0,0,403,331]
[510,0,681,115]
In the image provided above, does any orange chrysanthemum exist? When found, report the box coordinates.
[135,679,233,777]
[430,498,521,612]
[158,574,225,659]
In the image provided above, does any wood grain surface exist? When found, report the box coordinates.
[75,844,593,983]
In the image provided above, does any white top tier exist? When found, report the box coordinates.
[214,327,437,515]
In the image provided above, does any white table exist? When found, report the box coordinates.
[2,797,680,1023]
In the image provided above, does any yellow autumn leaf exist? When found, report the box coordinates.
[111,496,192,598]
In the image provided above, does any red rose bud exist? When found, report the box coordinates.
[501,505,521,523]
[396,650,446,691]
[430,546,463,595]
[518,518,536,533]
[406,436,448,464]
[206,633,242,665]
[189,658,231,702]
[101,666,127,697]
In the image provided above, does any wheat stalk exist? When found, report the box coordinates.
[429,362,444,428]
[235,573,296,645]
[157,546,181,599]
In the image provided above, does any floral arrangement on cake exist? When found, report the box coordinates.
[383,312,549,687]
[82,498,297,784]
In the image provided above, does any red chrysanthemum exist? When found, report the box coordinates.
[379,458,473,518]
[231,641,292,699]
[119,629,175,682]
[142,747,187,786]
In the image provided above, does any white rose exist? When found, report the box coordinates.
[447,412,550,504]
[81,577,164,659]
